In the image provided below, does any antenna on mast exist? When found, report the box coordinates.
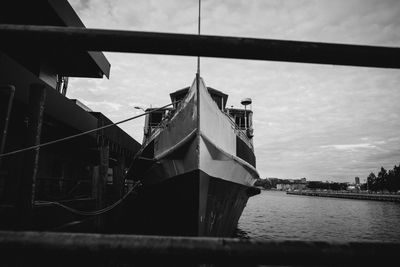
[197,0,201,76]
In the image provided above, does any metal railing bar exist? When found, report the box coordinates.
[0,231,398,266]
[1,24,400,69]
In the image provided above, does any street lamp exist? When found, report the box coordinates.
[134,106,145,112]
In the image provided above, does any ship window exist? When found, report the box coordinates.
[149,111,163,126]
[235,115,246,129]
[171,90,189,109]
[248,112,253,128]
[211,95,222,109]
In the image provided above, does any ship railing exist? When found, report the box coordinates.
[142,125,163,143]
[142,117,171,146]
[223,111,254,150]
[141,99,190,147]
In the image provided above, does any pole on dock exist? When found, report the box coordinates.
[0,85,15,168]
[16,84,46,229]
[98,144,109,208]
[113,155,125,200]
[91,115,109,231]
[0,85,15,200]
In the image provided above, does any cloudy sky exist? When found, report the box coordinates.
[67,0,400,182]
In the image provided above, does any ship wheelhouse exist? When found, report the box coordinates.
[144,86,254,145]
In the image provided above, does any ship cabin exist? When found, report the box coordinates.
[143,86,254,141]
[169,86,228,110]
[143,86,228,139]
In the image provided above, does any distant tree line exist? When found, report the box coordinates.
[254,178,272,189]
[254,178,348,190]
[255,165,400,192]
[366,164,400,192]
[306,181,348,191]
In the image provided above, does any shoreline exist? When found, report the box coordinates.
[286,190,400,202]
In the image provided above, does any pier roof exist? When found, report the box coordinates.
[0,0,110,78]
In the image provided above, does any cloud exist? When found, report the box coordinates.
[80,100,123,111]
[320,143,377,151]
[365,150,400,164]
[66,0,400,182]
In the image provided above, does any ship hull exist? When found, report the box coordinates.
[115,169,256,237]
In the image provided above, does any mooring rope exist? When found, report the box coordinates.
[51,216,97,231]
[0,102,175,158]
[35,180,142,216]
[1,101,176,217]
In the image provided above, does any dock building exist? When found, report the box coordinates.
[0,0,141,231]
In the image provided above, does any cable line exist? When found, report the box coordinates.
[0,102,175,158]
[35,181,141,216]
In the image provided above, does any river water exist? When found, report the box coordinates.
[237,190,400,242]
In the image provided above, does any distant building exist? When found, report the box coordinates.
[267,178,280,188]
[276,183,289,191]
[347,185,357,191]
[276,179,307,191]
[267,177,307,190]
[355,177,360,185]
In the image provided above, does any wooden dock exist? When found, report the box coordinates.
[287,190,400,202]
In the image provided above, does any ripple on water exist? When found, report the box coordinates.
[238,190,400,242]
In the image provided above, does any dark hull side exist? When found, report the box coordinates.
[108,170,257,237]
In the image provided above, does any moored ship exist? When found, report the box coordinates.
[120,75,260,237]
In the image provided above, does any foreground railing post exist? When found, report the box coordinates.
[0,231,398,266]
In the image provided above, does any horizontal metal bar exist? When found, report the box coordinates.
[0,231,398,266]
[1,24,400,69]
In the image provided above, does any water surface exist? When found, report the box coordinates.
[238,190,400,242]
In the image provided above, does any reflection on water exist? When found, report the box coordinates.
[237,190,400,242]
[233,228,250,239]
